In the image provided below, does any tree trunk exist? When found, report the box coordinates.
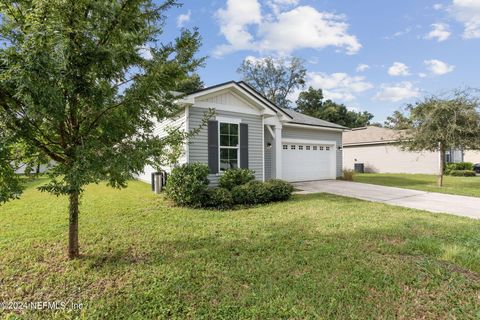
[438,142,445,187]
[68,191,80,259]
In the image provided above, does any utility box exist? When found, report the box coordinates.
[152,171,168,194]
[354,163,365,173]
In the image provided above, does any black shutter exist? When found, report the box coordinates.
[208,120,219,174]
[240,123,248,169]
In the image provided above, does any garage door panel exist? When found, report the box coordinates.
[282,143,335,182]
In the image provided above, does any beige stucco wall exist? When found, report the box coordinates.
[343,144,440,174]
[464,150,480,164]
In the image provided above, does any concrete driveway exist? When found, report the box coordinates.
[294,180,480,219]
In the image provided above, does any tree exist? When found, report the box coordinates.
[237,56,306,108]
[175,73,204,94]
[384,110,412,129]
[295,87,374,128]
[0,0,204,259]
[401,91,480,186]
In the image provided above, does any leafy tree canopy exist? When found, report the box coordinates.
[295,87,374,128]
[400,90,480,186]
[384,110,413,130]
[237,56,306,108]
[0,0,205,258]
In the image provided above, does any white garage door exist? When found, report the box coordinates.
[282,143,336,182]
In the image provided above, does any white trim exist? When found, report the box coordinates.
[185,106,190,163]
[275,126,282,179]
[194,101,261,116]
[266,125,275,139]
[282,138,336,145]
[343,140,398,147]
[262,117,265,182]
[283,123,345,132]
[218,121,240,172]
[237,82,293,119]
[215,116,242,124]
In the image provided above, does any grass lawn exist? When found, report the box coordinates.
[354,173,480,198]
[1,179,479,319]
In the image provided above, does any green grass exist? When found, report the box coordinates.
[1,178,479,319]
[354,173,480,198]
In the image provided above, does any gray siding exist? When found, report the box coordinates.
[264,127,273,180]
[189,107,263,186]
[282,126,343,177]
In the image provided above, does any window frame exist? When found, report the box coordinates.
[218,120,241,172]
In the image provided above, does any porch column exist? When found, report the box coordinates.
[275,125,282,179]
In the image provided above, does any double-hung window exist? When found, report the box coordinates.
[219,122,239,171]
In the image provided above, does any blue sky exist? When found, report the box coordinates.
[160,0,480,122]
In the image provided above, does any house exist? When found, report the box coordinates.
[136,81,347,185]
[343,126,464,174]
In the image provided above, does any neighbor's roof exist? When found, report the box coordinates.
[343,126,405,146]
[281,108,348,129]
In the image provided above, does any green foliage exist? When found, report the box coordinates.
[219,168,255,190]
[204,187,234,210]
[341,169,356,181]
[237,56,306,108]
[445,162,474,175]
[448,170,476,177]
[232,181,272,205]
[0,0,204,197]
[175,73,204,94]
[165,163,210,208]
[295,87,373,128]
[402,92,480,153]
[384,110,413,129]
[0,0,206,255]
[265,179,294,201]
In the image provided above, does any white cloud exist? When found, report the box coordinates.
[425,23,451,41]
[176,10,191,28]
[450,0,480,39]
[424,59,455,75]
[214,1,361,56]
[356,64,370,72]
[433,3,444,10]
[418,72,427,78]
[388,62,410,76]
[374,82,420,102]
[307,72,373,102]
[138,46,153,60]
[214,0,262,55]
[384,27,412,40]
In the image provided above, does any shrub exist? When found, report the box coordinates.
[265,179,293,201]
[445,162,473,174]
[219,168,255,190]
[449,169,477,177]
[341,169,356,181]
[165,163,210,208]
[204,188,233,210]
[232,180,272,205]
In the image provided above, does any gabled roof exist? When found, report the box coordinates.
[343,126,405,146]
[183,81,347,130]
[281,108,348,130]
[184,81,293,119]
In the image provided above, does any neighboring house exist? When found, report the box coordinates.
[136,81,347,185]
[14,162,53,174]
[464,150,480,164]
[343,126,463,174]
[343,126,439,174]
